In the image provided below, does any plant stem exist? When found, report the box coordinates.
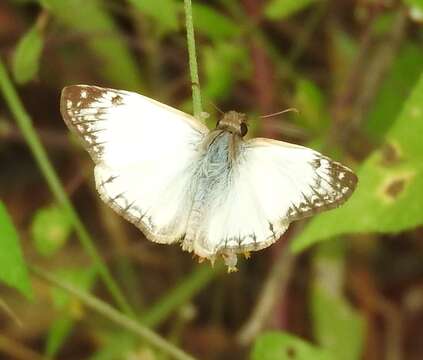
[31,265,197,360]
[183,0,202,118]
[0,59,134,317]
[0,334,45,360]
[237,246,296,345]
[0,297,22,327]
[141,264,223,328]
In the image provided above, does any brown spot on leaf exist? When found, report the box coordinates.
[386,179,405,198]
[379,172,414,203]
[379,142,402,167]
[286,346,297,358]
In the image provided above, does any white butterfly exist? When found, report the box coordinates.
[60,85,357,271]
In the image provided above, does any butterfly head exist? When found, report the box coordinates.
[216,111,248,137]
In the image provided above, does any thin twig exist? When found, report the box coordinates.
[331,9,407,146]
[183,0,203,118]
[0,335,46,360]
[30,265,197,360]
[0,59,134,317]
[0,296,22,327]
[348,10,407,132]
[350,268,404,360]
[237,245,296,345]
[287,1,328,64]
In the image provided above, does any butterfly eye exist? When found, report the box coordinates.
[240,123,248,137]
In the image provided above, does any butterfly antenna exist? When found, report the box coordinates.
[260,108,299,119]
[209,101,224,115]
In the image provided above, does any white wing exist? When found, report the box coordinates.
[60,85,209,244]
[191,137,357,263]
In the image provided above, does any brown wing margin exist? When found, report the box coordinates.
[60,85,128,162]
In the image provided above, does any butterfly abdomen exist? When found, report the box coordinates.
[183,132,235,256]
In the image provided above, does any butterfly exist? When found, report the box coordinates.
[60,85,357,271]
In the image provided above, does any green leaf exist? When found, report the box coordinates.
[45,267,96,357]
[41,0,144,91]
[365,43,423,140]
[0,202,32,299]
[31,205,72,257]
[371,11,398,36]
[46,317,74,357]
[192,4,240,40]
[203,42,249,101]
[292,71,423,252]
[403,0,423,18]
[312,287,364,360]
[403,0,423,6]
[128,0,179,34]
[89,332,138,360]
[140,264,220,327]
[251,332,333,360]
[12,24,44,84]
[265,0,315,20]
[328,28,358,95]
[294,78,329,134]
[311,241,365,360]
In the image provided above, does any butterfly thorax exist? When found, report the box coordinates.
[204,111,247,163]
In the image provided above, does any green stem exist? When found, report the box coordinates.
[141,264,223,328]
[0,297,22,327]
[0,59,133,317]
[30,266,197,360]
[183,0,202,118]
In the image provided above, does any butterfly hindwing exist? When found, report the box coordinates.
[61,85,208,244]
[94,163,195,244]
[192,137,357,257]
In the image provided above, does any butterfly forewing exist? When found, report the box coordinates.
[60,85,208,164]
[60,85,208,244]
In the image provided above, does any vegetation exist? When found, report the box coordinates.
[1,0,423,359]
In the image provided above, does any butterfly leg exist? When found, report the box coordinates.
[222,251,238,273]
[181,237,194,253]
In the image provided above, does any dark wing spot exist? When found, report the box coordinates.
[100,175,118,187]
[311,158,321,169]
[112,95,123,105]
[252,233,258,249]
[123,200,136,212]
[268,222,276,238]
[110,192,125,203]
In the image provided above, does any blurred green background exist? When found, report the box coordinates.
[1,0,423,359]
